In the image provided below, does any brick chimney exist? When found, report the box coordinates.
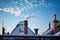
[52,14,59,33]
[24,20,28,34]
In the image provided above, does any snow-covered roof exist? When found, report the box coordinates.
[42,29,52,36]
[11,21,35,36]
[54,31,60,36]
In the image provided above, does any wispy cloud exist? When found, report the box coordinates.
[0,0,54,16]
[0,7,22,16]
[39,0,48,7]
[24,0,49,8]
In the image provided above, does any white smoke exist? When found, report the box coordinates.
[25,13,36,20]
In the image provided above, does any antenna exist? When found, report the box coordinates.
[48,22,51,29]
[2,20,4,27]
[54,14,56,20]
[2,20,5,34]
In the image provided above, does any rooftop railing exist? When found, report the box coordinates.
[0,35,60,40]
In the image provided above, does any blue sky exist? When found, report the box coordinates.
[0,0,60,35]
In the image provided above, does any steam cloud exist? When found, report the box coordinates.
[25,13,36,20]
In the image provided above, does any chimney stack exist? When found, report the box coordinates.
[2,27,5,34]
[24,20,28,34]
[2,21,5,34]
[48,22,51,29]
[34,28,39,35]
[54,14,56,20]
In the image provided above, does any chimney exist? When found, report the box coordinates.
[2,27,5,34]
[34,28,39,35]
[2,21,5,34]
[54,14,56,20]
[7,32,9,34]
[48,22,51,29]
[24,20,28,34]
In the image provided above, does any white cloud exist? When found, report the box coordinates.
[0,7,22,16]
[29,3,33,7]
[23,6,27,10]
[14,9,21,16]
[38,0,48,7]
[24,0,48,9]
[25,0,33,9]
[0,0,50,17]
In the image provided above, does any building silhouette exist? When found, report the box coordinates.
[42,14,60,35]
[1,14,60,40]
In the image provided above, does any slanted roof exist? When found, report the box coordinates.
[11,21,35,36]
[42,29,52,36]
[54,31,60,36]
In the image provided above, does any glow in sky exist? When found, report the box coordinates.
[0,0,60,35]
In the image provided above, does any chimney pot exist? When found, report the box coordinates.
[34,28,39,35]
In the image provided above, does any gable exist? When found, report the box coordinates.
[11,21,35,36]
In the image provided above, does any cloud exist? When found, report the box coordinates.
[23,6,27,10]
[0,7,22,16]
[24,0,48,8]
[38,0,48,7]
[0,0,52,17]
[29,3,33,7]
[25,0,33,9]
[14,9,21,16]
